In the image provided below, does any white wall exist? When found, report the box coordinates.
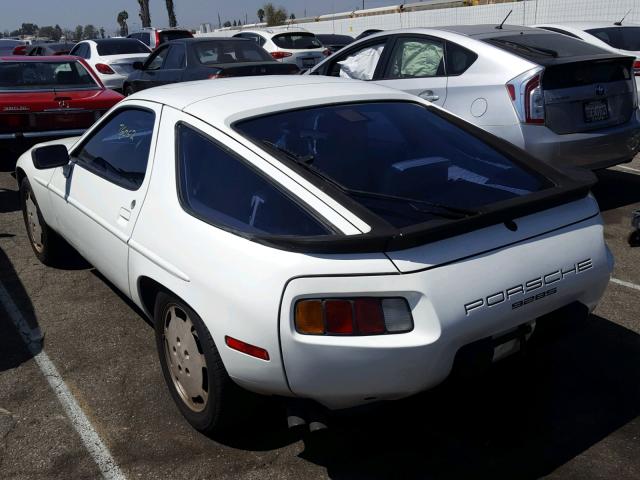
[208,0,639,37]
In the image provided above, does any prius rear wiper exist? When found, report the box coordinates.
[262,140,479,219]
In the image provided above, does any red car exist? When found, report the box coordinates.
[0,56,123,146]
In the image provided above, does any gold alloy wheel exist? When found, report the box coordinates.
[163,304,209,412]
[25,190,44,253]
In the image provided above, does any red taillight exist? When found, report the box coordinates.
[155,31,161,47]
[270,51,293,60]
[524,75,545,124]
[225,336,270,361]
[208,73,226,79]
[95,63,115,74]
[634,60,640,76]
[506,83,516,101]
[12,45,26,55]
[295,298,413,336]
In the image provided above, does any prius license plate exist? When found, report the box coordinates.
[583,100,609,123]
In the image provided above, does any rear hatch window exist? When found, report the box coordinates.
[96,39,151,56]
[272,33,322,50]
[0,61,98,91]
[195,40,274,63]
[586,27,640,51]
[236,102,551,229]
[484,33,609,62]
[159,30,193,43]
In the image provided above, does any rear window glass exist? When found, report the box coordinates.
[96,39,150,56]
[272,33,322,49]
[235,102,549,228]
[177,124,331,236]
[0,61,98,91]
[159,30,193,44]
[316,35,353,45]
[485,33,609,60]
[586,27,640,51]
[195,40,273,64]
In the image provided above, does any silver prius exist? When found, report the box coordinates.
[308,24,640,170]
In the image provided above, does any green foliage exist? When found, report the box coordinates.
[263,3,288,26]
[257,8,265,22]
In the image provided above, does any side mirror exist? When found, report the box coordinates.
[133,61,144,70]
[31,144,70,170]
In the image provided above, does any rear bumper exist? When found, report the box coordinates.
[278,214,612,410]
[521,109,640,169]
[0,128,86,141]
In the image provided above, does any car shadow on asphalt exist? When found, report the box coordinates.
[0,188,20,214]
[593,169,640,212]
[0,245,42,372]
[288,313,640,479]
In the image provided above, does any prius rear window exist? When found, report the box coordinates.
[235,102,550,228]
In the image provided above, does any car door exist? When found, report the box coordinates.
[131,45,170,91]
[376,35,448,106]
[150,43,186,86]
[46,101,161,296]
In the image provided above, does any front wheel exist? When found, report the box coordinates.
[20,177,59,265]
[154,292,246,434]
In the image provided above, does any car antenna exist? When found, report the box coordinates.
[614,9,631,26]
[496,10,513,29]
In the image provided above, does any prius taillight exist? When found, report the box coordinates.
[295,298,413,336]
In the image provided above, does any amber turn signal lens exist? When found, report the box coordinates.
[295,300,325,334]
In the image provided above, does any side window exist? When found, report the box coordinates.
[162,45,186,69]
[75,109,155,190]
[177,124,331,236]
[445,41,478,76]
[385,37,445,79]
[145,46,168,70]
[331,40,386,80]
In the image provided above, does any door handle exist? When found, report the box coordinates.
[119,207,131,221]
[419,90,440,102]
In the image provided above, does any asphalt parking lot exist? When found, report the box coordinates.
[0,150,639,480]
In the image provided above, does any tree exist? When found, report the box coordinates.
[100,27,105,39]
[137,0,152,28]
[232,20,237,27]
[55,24,63,40]
[20,23,38,35]
[117,10,129,37]
[38,26,61,41]
[289,13,296,20]
[223,20,232,27]
[263,3,288,26]
[257,8,265,22]
[74,25,83,41]
[165,0,178,28]
[83,24,97,40]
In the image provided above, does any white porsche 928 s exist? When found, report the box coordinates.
[16,76,613,433]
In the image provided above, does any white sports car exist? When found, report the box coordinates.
[16,76,613,432]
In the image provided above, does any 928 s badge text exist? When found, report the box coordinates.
[464,259,593,315]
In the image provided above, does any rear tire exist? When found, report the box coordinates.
[154,292,246,434]
[20,177,60,265]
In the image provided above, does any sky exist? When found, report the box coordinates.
[0,0,399,34]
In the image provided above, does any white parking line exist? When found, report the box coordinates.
[0,283,126,480]
[615,165,640,175]
[611,277,640,292]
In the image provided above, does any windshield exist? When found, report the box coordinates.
[195,40,273,64]
[272,33,322,50]
[586,27,640,51]
[235,102,550,228]
[0,61,98,91]
[96,39,151,56]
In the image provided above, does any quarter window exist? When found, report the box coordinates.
[445,41,478,76]
[177,124,331,237]
[75,109,155,190]
[386,37,445,79]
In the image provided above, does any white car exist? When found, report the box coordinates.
[69,38,151,92]
[308,25,640,170]
[16,76,613,432]
[534,22,640,93]
[233,28,327,70]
